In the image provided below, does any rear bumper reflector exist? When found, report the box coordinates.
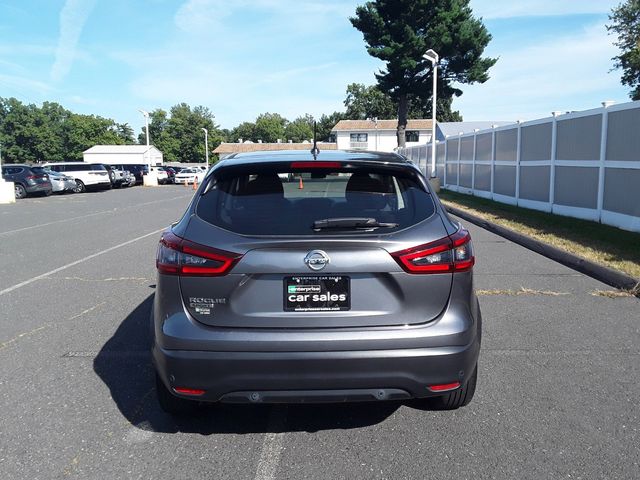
[173,387,206,396]
[427,382,460,392]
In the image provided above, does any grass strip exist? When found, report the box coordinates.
[438,190,640,280]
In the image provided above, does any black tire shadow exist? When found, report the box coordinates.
[94,294,400,435]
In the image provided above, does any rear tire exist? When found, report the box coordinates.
[155,373,197,415]
[14,183,27,199]
[427,365,477,410]
[74,180,86,193]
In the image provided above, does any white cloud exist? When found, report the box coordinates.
[50,0,96,82]
[174,0,354,33]
[0,73,53,96]
[471,0,615,19]
[454,23,628,121]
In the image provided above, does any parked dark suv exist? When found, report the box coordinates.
[1,164,52,198]
[152,150,481,414]
[107,164,148,185]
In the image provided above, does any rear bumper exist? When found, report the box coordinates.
[153,339,479,403]
[153,271,481,403]
[25,183,52,194]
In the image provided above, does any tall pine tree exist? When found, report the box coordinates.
[350,0,496,146]
[608,0,640,100]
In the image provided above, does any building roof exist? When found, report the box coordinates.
[213,142,337,154]
[331,119,434,132]
[83,145,161,154]
[436,121,514,140]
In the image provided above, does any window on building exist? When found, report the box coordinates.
[350,133,368,142]
[406,131,419,142]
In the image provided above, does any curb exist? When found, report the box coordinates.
[445,205,639,293]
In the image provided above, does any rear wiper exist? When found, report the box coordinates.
[312,217,399,231]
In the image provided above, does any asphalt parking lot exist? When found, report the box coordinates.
[0,186,638,480]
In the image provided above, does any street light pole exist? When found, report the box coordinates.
[423,49,439,179]
[201,128,209,165]
[138,109,150,169]
[138,109,158,186]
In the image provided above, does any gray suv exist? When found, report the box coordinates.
[153,150,481,414]
[1,164,53,198]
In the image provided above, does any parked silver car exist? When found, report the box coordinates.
[152,150,481,414]
[45,170,76,193]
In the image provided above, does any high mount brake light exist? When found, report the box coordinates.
[391,229,474,274]
[156,231,241,276]
[290,161,341,169]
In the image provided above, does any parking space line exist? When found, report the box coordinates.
[0,228,165,296]
[0,194,191,236]
[254,407,287,480]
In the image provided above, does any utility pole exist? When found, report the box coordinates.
[202,128,209,165]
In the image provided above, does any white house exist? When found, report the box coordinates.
[83,145,164,166]
[331,119,433,152]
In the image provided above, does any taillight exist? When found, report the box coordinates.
[391,229,474,274]
[156,231,241,276]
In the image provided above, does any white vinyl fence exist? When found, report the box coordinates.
[398,100,640,233]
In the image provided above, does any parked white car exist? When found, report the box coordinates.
[43,162,112,193]
[174,168,206,185]
[150,167,169,184]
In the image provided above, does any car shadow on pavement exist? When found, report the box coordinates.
[93,294,400,435]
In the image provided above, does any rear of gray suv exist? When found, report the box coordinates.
[152,150,481,413]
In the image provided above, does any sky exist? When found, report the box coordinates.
[0,0,631,133]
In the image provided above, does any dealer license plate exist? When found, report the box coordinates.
[284,276,350,312]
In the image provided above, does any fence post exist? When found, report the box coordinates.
[457,132,463,190]
[550,111,560,209]
[440,143,445,187]
[472,129,478,194]
[597,103,611,223]
[490,125,497,197]
[444,137,449,187]
[515,120,522,203]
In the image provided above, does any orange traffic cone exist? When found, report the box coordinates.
[298,176,304,190]
[192,177,198,190]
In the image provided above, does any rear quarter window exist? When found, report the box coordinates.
[196,165,435,236]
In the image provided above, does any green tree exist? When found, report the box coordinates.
[116,123,135,144]
[138,109,168,145]
[608,0,640,100]
[350,0,496,146]
[62,114,124,161]
[344,83,462,121]
[284,114,314,142]
[254,113,287,143]
[0,98,41,163]
[316,111,346,142]
[229,121,256,143]
[137,105,221,163]
[344,83,396,119]
[162,103,220,163]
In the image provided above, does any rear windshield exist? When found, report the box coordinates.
[196,166,435,235]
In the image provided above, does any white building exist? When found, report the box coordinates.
[83,145,164,166]
[331,119,433,152]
